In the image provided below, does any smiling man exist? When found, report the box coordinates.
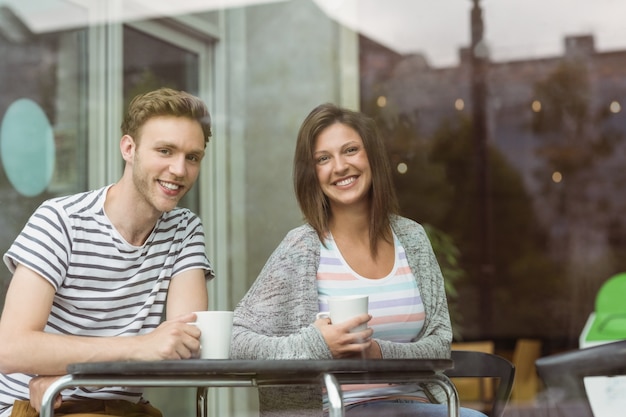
[0,88,215,417]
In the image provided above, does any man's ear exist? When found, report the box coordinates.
[120,134,136,162]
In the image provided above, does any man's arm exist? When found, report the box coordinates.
[0,264,202,376]
[166,268,209,318]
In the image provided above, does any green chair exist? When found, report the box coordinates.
[584,272,626,344]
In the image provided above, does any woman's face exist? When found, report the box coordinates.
[313,122,372,210]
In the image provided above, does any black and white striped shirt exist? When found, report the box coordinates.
[0,185,214,416]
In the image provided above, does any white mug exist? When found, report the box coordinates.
[316,295,369,332]
[189,311,234,359]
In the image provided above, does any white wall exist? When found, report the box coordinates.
[242,0,359,292]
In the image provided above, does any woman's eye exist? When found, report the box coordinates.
[317,155,329,164]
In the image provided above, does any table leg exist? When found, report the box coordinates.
[322,373,344,417]
[196,386,208,417]
[431,374,460,417]
[40,374,74,417]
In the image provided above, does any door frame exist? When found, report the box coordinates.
[86,8,236,416]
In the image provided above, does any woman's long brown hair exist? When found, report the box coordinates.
[293,103,399,257]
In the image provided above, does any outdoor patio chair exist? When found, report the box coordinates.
[445,349,516,417]
[535,339,626,417]
[583,272,626,345]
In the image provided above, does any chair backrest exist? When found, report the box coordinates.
[445,350,516,417]
[584,273,626,346]
[450,341,495,406]
[596,272,626,314]
[535,339,626,417]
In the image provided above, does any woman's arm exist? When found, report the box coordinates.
[231,227,333,360]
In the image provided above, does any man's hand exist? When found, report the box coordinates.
[315,313,374,358]
[29,375,62,412]
[133,313,202,360]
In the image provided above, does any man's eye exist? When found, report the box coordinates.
[159,149,171,155]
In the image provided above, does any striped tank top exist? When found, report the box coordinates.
[317,232,428,405]
[317,232,425,341]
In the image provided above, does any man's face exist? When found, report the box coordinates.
[128,115,206,213]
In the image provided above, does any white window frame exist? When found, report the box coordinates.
[85,4,240,416]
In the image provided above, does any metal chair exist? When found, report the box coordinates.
[535,339,626,417]
[445,350,516,417]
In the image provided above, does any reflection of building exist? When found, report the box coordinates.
[362,32,626,243]
[360,33,626,341]
[358,34,403,108]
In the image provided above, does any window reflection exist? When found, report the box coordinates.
[123,25,201,212]
[0,24,88,309]
[359,3,626,351]
[1,2,626,411]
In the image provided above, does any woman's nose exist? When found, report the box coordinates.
[332,155,348,173]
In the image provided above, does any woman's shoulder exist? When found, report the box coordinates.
[390,214,426,234]
[275,223,319,253]
[390,215,430,248]
[283,223,318,241]
[261,223,320,272]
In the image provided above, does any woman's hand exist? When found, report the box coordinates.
[315,313,374,358]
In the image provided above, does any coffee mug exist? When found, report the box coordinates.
[189,311,234,359]
[316,295,369,332]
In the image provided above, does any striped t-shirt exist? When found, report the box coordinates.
[317,232,427,404]
[0,185,214,417]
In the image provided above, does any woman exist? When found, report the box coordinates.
[231,103,485,417]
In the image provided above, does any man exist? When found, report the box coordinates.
[0,87,215,417]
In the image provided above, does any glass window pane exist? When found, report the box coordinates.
[0,26,88,309]
[123,25,201,213]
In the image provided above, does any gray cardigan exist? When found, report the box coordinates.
[231,215,452,416]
